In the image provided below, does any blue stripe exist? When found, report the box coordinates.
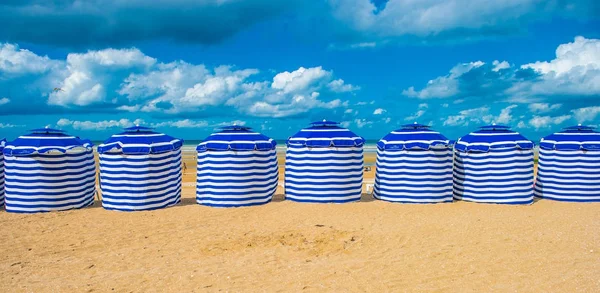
[5,195,95,213]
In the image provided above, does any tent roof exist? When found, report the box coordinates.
[197,125,276,152]
[455,124,534,153]
[3,127,93,156]
[540,125,600,151]
[98,126,183,154]
[377,122,452,150]
[287,120,365,147]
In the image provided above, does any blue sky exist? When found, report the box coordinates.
[1,0,599,141]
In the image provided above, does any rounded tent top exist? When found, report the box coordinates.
[197,125,276,152]
[539,124,600,151]
[3,127,93,156]
[377,122,452,150]
[455,124,534,153]
[287,119,365,147]
[0,138,5,151]
[98,125,183,154]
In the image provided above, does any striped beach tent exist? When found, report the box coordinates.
[196,125,278,207]
[453,124,535,205]
[3,127,96,213]
[0,139,5,206]
[285,120,365,203]
[98,126,183,211]
[535,125,600,202]
[374,123,454,203]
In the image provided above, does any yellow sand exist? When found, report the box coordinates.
[0,154,598,292]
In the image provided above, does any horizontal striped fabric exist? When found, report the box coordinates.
[0,139,5,206]
[285,120,365,203]
[374,123,453,203]
[196,125,278,207]
[535,125,600,202]
[3,128,95,213]
[98,126,183,211]
[453,125,534,205]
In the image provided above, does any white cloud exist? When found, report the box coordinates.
[0,123,21,128]
[0,97,10,105]
[340,121,351,128]
[56,118,144,130]
[515,36,600,97]
[517,121,526,128]
[402,61,484,99]
[49,48,156,106]
[0,43,60,76]
[496,105,518,124]
[151,119,209,128]
[373,108,386,115]
[418,103,428,108]
[443,106,490,126]
[405,110,426,121]
[344,108,354,114]
[246,92,342,118]
[492,60,510,72]
[571,106,600,123]
[528,115,572,129]
[354,118,373,128]
[271,66,330,93]
[528,103,562,113]
[328,79,360,92]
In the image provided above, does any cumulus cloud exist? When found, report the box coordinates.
[528,115,572,129]
[402,61,484,99]
[0,43,60,76]
[0,98,10,105]
[0,44,353,119]
[571,106,600,123]
[328,79,360,92]
[354,118,373,128]
[373,108,385,115]
[56,118,143,130]
[528,103,562,113]
[405,110,425,122]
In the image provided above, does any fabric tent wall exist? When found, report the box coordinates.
[3,128,96,213]
[0,139,5,206]
[98,126,183,211]
[374,123,453,203]
[453,125,534,205]
[196,125,278,207]
[535,125,600,202]
[285,120,365,203]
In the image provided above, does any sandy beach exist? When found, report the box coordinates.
[0,153,598,292]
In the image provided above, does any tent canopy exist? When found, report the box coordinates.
[197,125,276,152]
[3,127,93,156]
[539,125,600,151]
[287,119,365,147]
[455,124,534,153]
[377,122,452,150]
[98,126,183,155]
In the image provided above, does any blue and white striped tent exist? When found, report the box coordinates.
[535,125,600,202]
[3,127,96,213]
[285,120,365,203]
[98,126,183,211]
[0,139,5,206]
[196,125,278,207]
[453,124,535,205]
[374,123,454,203]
